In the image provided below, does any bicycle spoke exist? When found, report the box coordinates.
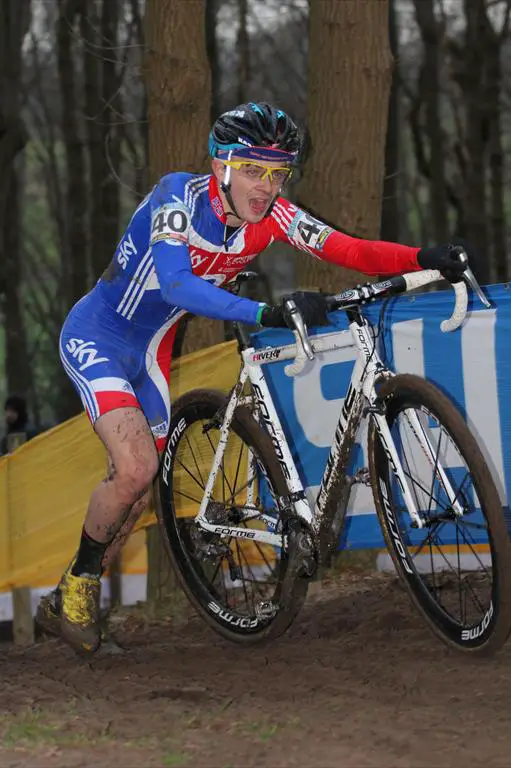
[379,392,498,643]
[185,431,207,489]
[231,439,247,501]
[173,488,204,505]
[175,455,207,493]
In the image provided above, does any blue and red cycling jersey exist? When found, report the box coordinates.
[60,172,421,449]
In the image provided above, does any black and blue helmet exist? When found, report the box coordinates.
[208,102,302,165]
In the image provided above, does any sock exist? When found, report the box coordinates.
[71,527,110,577]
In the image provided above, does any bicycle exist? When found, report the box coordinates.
[156,258,511,655]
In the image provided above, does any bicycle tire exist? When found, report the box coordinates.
[368,373,511,655]
[155,388,308,644]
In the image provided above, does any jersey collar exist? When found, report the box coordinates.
[208,176,228,223]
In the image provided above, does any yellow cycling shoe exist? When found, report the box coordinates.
[35,590,62,637]
[35,559,74,638]
[60,569,101,654]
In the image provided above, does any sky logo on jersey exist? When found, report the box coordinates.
[65,339,109,372]
[117,233,137,269]
[191,252,209,268]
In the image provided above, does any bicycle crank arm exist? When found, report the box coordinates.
[277,521,317,612]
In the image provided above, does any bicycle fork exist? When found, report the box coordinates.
[370,399,465,529]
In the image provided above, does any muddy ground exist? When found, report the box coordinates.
[2,569,511,767]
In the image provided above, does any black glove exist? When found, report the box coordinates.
[417,240,471,283]
[259,290,331,328]
[258,304,287,327]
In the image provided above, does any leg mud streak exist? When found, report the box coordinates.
[156,388,309,644]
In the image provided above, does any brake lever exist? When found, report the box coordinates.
[283,299,314,361]
[228,270,259,296]
[458,251,491,308]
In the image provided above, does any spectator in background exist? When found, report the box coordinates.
[0,395,35,455]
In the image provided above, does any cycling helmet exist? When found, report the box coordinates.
[209,102,302,164]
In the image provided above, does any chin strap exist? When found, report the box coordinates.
[220,163,242,220]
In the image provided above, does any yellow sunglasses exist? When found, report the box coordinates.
[222,160,293,185]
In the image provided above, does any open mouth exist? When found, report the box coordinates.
[249,198,270,215]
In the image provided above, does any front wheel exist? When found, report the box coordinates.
[156,388,308,644]
[368,374,511,655]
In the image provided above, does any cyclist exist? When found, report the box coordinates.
[36,101,468,654]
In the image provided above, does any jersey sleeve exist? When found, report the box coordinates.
[149,175,262,324]
[270,198,421,276]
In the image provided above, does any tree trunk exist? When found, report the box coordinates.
[380,0,400,243]
[0,0,30,247]
[144,0,212,184]
[3,169,31,397]
[81,2,103,278]
[144,0,216,603]
[81,0,121,282]
[486,22,507,283]
[452,0,489,283]
[57,0,90,306]
[148,0,223,357]
[100,0,121,275]
[297,0,393,291]
[413,0,449,243]
[0,0,31,398]
[236,0,250,104]
[205,0,220,120]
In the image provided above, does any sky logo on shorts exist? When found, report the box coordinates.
[65,339,109,372]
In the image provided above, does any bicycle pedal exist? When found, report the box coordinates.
[200,542,229,560]
[228,565,243,581]
[255,600,278,619]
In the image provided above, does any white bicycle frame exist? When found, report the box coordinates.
[193,269,476,550]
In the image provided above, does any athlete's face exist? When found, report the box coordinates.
[212,158,291,225]
[4,407,18,425]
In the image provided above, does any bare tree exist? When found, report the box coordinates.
[0,0,32,396]
[484,0,509,282]
[206,0,221,120]
[297,0,393,290]
[144,0,215,601]
[145,0,211,182]
[412,0,449,243]
[381,0,400,243]
[236,0,250,103]
[447,0,501,283]
[57,0,89,305]
[80,0,122,279]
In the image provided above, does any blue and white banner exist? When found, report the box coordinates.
[253,283,511,550]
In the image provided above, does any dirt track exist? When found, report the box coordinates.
[2,569,511,767]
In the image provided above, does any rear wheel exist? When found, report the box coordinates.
[368,374,511,655]
[156,388,308,644]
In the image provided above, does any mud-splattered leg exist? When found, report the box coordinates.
[85,407,159,543]
[101,487,152,572]
[59,407,159,653]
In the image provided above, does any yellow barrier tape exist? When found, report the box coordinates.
[0,340,240,591]
[0,457,9,586]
